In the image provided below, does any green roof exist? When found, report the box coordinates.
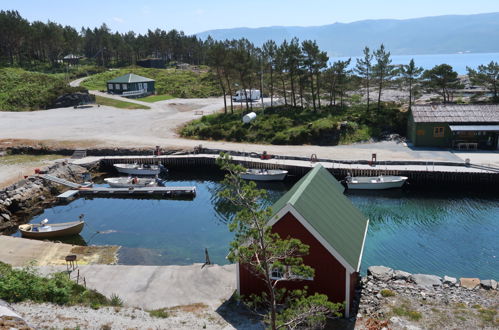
[271,164,369,271]
[108,73,155,83]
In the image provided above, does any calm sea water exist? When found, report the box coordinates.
[332,52,499,74]
[17,171,499,279]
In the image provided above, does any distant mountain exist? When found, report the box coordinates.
[196,13,499,57]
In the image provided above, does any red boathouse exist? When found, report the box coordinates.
[237,164,369,317]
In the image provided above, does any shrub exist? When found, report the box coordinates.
[380,289,396,297]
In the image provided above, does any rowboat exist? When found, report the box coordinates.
[344,175,408,190]
[240,169,288,181]
[104,177,158,188]
[18,218,85,239]
[113,163,165,176]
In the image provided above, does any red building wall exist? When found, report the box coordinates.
[239,211,350,308]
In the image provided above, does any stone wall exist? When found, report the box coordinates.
[0,162,88,232]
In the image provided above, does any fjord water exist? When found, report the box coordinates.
[21,171,498,279]
[333,52,499,74]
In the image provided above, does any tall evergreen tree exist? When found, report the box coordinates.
[400,59,423,109]
[423,64,462,103]
[467,61,499,101]
[355,47,373,111]
[372,44,395,110]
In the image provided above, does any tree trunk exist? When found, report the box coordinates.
[281,76,287,106]
[290,73,296,107]
[270,67,274,108]
[309,70,317,112]
[408,79,412,109]
[316,72,321,109]
[377,78,383,110]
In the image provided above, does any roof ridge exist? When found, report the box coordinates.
[288,165,321,205]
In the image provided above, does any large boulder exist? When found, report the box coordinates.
[460,278,480,289]
[480,279,497,290]
[410,274,442,289]
[367,266,394,281]
[393,270,412,281]
[443,275,457,286]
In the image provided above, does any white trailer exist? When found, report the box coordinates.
[233,89,261,102]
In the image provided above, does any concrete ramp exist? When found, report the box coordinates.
[36,264,236,310]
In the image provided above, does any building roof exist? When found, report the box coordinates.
[411,104,499,123]
[270,164,369,272]
[107,73,155,83]
[449,125,499,132]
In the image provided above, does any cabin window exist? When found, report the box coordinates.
[122,84,127,90]
[433,127,445,137]
[108,83,113,90]
[269,266,313,281]
[114,84,120,90]
[416,129,425,136]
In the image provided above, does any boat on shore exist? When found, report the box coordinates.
[18,217,85,239]
[344,175,408,190]
[104,177,159,188]
[114,163,165,176]
[241,169,288,181]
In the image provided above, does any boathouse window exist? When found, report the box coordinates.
[114,84,119,90]
[270,266,313,281]
[108,84,113,90]
[433,127,444,137]
[122,84,127,90]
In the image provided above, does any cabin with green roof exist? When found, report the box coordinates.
[237,164,369,318]
[106,73,155,98]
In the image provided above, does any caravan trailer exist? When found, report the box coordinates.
[233,89,261,102]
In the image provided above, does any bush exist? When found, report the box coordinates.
[0,261,115,307]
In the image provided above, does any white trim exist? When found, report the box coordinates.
[269,205,355,273]
[236,262,241,295]
[356,219,370,272]
[345,271,350,318]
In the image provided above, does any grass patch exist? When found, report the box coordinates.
[181,104,407,145]
[148,308,169,318]
[0,154,62,165]
[137,94,175,103]
[0,68,86,111]
[392,304,423,321]
[81,67,220,98]
[478,308,497,323]
[95,95,150,110]
[0,261,117,307]
[380,289,396,297]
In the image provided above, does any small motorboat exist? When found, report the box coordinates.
[18,216,85,239]
[240,169,288,181]
[104,177,159,188]
[344,175,408,190]
[113,163,165,176]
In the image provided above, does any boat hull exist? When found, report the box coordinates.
[104,177,157,188]
[114,164,161,176]
[19,221,85,239]
[346,176,408,190]
[241,169,288,181]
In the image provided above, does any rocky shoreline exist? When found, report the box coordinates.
[354,266,498,329]
[0,161,88,232]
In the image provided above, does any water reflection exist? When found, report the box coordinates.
[11,170,499,279]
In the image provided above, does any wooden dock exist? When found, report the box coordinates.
[71,152,499,187]
[78,186,196,197]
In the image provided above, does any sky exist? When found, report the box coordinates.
[2,0,499,35]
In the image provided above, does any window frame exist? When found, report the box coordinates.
[433,126,445,137]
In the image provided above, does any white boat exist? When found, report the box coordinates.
[240,169,288,181]
[345,175,408,190]
[113,163,164,176]
[104,177,158,188]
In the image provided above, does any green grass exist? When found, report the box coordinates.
[380,289,396,297]
[180,104,407,146]
[0,154,62,165]
[136,94,175,103]
[0,261,118,307]
[392,304,423,321]
[81,67,220,98]
[0,68,86,111]
[148,308,170,318]
[95,95,150,110]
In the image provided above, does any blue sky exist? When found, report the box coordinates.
[2,0,499,35]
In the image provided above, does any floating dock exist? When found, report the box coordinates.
[78,186,196,197]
